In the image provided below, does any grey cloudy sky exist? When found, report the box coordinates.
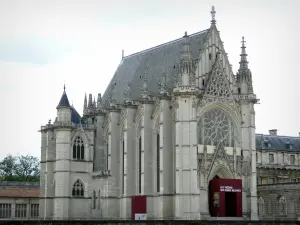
[0,0,299,159]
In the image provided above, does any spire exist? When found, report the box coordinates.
[181,31,192,61]
[56,84,71,109]
[239,37,248,70]
[83,93,87,114]
[237,37,254,94]
[97,93,102,109]
[88,94,92,108]
[211,6,216,24]
[93,97,96,108]
[176,32,195,88]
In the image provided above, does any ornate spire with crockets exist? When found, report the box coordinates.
[83,93,87,114]
[239,37,248,70]
[237,37,253,94]
[211,6,216,24]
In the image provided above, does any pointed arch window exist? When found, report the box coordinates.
[258,197,265,215]
[72,180,84,197]
[73,136,85,160]
[278,196,287,216]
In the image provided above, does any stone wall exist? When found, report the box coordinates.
[257,182,300,220]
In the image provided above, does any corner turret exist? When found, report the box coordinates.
[56,85,72,122]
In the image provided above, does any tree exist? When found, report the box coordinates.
[0,154,16,177]
[0,154,40,182]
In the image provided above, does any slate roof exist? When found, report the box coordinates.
[255,134,300,152]
[57,90,71,109]
[71,106,81,124]
[102,29,210,104]
[0,181,39,198]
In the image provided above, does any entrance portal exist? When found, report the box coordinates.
[225,192,237,217]
[208,177,242,217]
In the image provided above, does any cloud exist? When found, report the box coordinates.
[0,37,72,65]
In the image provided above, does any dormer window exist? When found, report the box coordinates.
[286,143,293,150]
[264,141,271,149]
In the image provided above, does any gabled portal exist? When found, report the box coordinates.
[208,177,242,217]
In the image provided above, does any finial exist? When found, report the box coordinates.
[241,36,246,47]
[63,83,66,92]
[211,6,216,24]
[122,49,124,59]
[184,31,188,37]
[48,119,51,124]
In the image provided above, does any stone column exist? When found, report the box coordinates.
[142,103,154,218]
[175,95,200,220]
[160,98,174,219]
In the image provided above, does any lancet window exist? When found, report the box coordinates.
[197,108,236,147]
[73,136,85,160]
[72,180,84,197]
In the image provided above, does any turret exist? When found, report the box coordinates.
[56,85,72,122]
[236,37,254,94]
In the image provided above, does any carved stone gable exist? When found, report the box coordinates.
[205,55,232,98]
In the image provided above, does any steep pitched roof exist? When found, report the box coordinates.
[71,106,81,124]
[57,90,71,109]
[102,29,210,104]
[255,134,300,152]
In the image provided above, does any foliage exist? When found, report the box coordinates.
[0,154,40,182]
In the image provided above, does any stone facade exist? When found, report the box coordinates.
[0,181,40,220]
[256,130,300,220]
[38,6,289,221]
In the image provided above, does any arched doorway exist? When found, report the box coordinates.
[208,174,242,217]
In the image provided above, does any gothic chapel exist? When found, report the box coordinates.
[39,6,259,220]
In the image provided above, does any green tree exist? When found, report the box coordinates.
[0,154,16,177]
[0,154,40,182]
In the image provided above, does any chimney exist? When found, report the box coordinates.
[269,129,277,136]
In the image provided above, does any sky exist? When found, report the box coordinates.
[0,0,299,159]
